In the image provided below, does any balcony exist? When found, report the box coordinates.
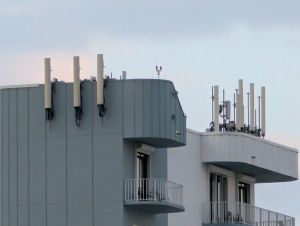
[203,202,295,226]
[201,132,298,183]
[124,178,185,213]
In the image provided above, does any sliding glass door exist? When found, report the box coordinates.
[209,173,228,222]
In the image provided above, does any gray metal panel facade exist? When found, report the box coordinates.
[0,79,183,226]
[123,79,186,148]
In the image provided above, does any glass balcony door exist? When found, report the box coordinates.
[238,182,250,223]
[136,152,150,200]
[209,173,228,223]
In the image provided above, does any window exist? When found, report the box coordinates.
[136,152,149,179]
[136,152,150,200]
[209,173,228,203]
[238,182,250,204]
[238,182,251,223]
[209,173,228,222]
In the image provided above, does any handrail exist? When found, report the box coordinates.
[203,201,295,226]
[124,178,183,206]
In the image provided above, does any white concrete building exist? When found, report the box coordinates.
[167,129,298,226]
[166,80,297,226]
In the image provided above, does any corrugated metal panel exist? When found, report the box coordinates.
[123,80,135,137]
[134,81,144,136]
[152,80,160,136]
[159,81,166,138]
[3,90,9,226]
[165,82,172,140]
[0,79,172,226]
[0,90,2,225]
[143,80,152,138]
[16,88,28,225]
[123,80,186,148]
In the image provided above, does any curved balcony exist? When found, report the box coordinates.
[203,202,295,226]
[124,178,185,213]
[122,79,186,148]
[201,132,298,183]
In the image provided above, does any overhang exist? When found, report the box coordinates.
[124,201,185,213]
[201,132,298,183]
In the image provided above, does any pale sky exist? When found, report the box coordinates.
[1,0,300,223]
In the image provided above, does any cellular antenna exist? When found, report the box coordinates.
[206,79,266,138]
[155,66,162,79]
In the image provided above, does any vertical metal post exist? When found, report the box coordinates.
[223,89,225,129]
[260,208,262,226]
[258,96,261,130]
[255,109,257,130]
[213,86,220,131]
[233,92,236,123]
[154,179,157,201]
[243,203,245,224]
[211,86,214,124]
[247,92,250,128]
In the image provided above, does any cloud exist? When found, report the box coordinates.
[2,0,300,52]
[0,2,33,16]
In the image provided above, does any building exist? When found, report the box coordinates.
[0,55,297,226]
[167,81,298,226]
[167,130,298,226]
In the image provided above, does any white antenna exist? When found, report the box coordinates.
[155,66,162,79]
[247,92,250,128]
[213,85,219,132]
[258,96,261,131]
[44,58,54,120]
[207,79,265,138]
[97,54,105,117]
[239,79,244,128]
[236,87,240,130]
[73,56,81,108]
[250,83,255,131]
[236,79,244,131]
[44,58,51,109]
[261,86,266,137]
[73,56,82,126]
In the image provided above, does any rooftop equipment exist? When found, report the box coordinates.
[250,83,255,132]
[207,79,266,138]
[213,85,219,132]
[73,56,82,126]
[122,71,127,80]
[258,96,261,133]
[236,79,244,131]
[261,86,266,137]
[156,66,162,79]
[44,58,54,120]
[224,101,231,121]
[97,54,105,117]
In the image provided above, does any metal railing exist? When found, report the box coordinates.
[203,202,295,226]
[124,178,183,206]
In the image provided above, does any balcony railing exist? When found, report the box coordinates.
[124,178,183,206]
[203,202,295,226]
